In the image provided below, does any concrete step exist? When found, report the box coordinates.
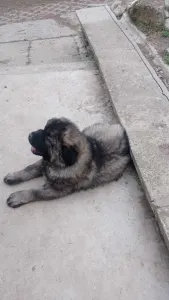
[76,6,169,250]
[0,35,91,68]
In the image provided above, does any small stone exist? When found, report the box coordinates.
[165,47,169,55]
[32,265,36,271]
[165,0,169,11]
[156,66,161,72]
[165,9,169,18]
[111,0,126,18]
[165,19,169,30]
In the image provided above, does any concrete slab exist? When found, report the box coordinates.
[1,68,169,299]
[0,41,29,66]
[0,35,90,68]
[129,128,169,208]
[0,19,75,43]
[76,7,133,51]
[76,6,169,245]
[30,37,81,65]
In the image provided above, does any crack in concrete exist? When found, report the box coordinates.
[26,40,31,65]
[0,34,77,45]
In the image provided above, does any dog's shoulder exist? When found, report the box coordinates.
[83,122,125,138]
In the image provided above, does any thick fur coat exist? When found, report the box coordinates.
[4,118,130,208]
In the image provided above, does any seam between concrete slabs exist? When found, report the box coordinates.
[76,6,169,251]
[0,34,77,45]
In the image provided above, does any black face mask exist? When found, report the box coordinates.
[28,129,49,160]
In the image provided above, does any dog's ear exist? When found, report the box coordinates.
[62,126,80,147]
[61,145,78,166]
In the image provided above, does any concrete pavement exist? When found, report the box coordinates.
[1,17,169,300]
[77,6,169,251]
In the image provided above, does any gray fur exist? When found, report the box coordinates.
[4,118,130,208]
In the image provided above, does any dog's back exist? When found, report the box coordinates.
[83,123,129,156]
[83,123,130,186]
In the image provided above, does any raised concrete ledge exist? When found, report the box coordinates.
[77,6,169,250]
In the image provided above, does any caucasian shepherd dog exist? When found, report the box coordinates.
[4,118,130,208]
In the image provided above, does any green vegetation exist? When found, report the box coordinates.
[164,52,169,65]
[161,30,169,38]
[133,19,169,38]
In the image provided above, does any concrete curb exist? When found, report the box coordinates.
[119,11,169,92]
[76,6,169,250]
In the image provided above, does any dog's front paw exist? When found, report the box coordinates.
[7,191,26,208]
[4,173,21,185]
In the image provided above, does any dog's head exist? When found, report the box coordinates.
[28,118,79,166]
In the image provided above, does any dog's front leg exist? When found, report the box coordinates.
[4,160,43,185]
[6,184,71,208]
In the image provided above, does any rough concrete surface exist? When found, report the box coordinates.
[1,15,169,299]
[30,37,81,65]
[1,64,169,300]
[77,6,169,250]
[0,20,90,67]
[0,19,75,43]
[0,41,29,66]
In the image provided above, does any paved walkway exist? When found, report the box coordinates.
[0,0,112,26]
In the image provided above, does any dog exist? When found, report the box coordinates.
[4,117,130,208]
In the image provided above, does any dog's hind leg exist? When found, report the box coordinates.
[6,184,71,208]
[4,160,43,185]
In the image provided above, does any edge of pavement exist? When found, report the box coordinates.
[76,5,169,251]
